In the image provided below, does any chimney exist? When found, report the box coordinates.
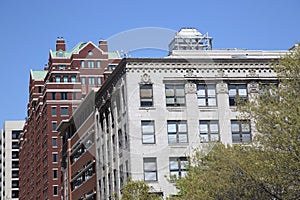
[56,37,66,51]
[99,40,108,52]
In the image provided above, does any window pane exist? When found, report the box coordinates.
[178,134,187,143]
[242,134,251,142]
[239,88,247,97]
[197,88,205,97]
[231,123,239,132]
[198,99,206,106]
[166,88,174,96]
[211,134,219,141]
[207,88,216,97]
[176,97,185,104]
[232,134,240,143]
[229,87,236,96]
[168,135,177,143]
[241,123,250,132]
[143,135,155,143]
[145,172,156,181]
[170,171,179,178]
[200,134,208,142]
[208,98,216,106]
[144,162,156,171]
[178,123,187,132]
[176,87,185,96]
[169,160,179,170]
[200,124,208,133]
[166,97,175,105]
[142,124,154,133]
[210,123,219,133]
[168,123,177,133]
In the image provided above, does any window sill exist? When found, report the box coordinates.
[139,107,156,110]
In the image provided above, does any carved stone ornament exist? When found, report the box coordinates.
[184,69,196,78]
[185,82,197,94]
[215,69,228,78]
[248,81,259,93]
[216,82,228,94]
[141,73,151,84]
[246,69,259,77]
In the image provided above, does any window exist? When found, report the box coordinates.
[58,65,66,70]
[60,107,68,116]
[38,86,42,93]
[258,83,278,98]
[165,84,185,107]
[53,169,58,179]
[88,61,94,68]
[167,121,188,143]
[56,76,60,83]
[12,180,19,188]
[71,76,76,83]
[199,120,219,142]
[81,77,86,85]
[63,76,68,83]
[140,84,153,107]
[12,161,19,168]
[97,61,101,68]
[12,190,19,198]
[52,92,56,100]
[51,107,57,116]
[141,121,155,144]
[52,122,57,131]
[169,157,188,179]
[12,151,19,159]
[88,77,95,85]
[12,142,19,149]
[53,185,58,196]
[231,120,251,143]
[108,65,116,70]
[228,84,247,106]
[143,158,157,181]
[81,60,85,68]
[98,77,102,85]
[52,138,58,147]
[88,50,93,56]
[12,131,21,139]
[52,153,58,163]
[61,92,68,100]
[197,84,216,106]
[12,170,18,178]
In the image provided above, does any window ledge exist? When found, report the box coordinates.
[139,107,156,110]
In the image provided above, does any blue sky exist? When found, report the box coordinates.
[0,0,299,126]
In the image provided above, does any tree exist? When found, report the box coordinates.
[173,46,300,200]
[121,179,162,200]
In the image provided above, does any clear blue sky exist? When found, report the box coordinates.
[0,0,299,126]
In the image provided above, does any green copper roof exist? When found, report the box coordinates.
[31,70,47,80]
[51,41,120,59]
[108,51,120,59]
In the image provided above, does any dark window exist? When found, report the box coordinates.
[12,151,19,159]
[12,161,19,168]
[12,131,21,139]
[60,107,69,116]
[52,153,58,163]
[52,92,56,100]
[52,138,58,147]
[199,120,219,142]
[12,171,18,178]
[53,185,58,196]
[140,84,153,107]
[165,84,185,107]
[231,120,251,143]
[61,92,68,100]
[12,142,19,149]
[51,107,57,116]
[169,157,188,179]
[228,84,247,106]
[52,122,57,131]
[12,180,19,188]
[53,169,58,179]
[12,190,19,198]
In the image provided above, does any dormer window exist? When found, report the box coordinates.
[88,51,93,56]
[56,50,64,57]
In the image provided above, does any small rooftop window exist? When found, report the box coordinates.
[88,51,93,56]
[56,50,64,57]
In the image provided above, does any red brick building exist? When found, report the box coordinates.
[19,38,120,200]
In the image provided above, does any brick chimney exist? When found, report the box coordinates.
[56,37,66,51]
[99,40,108,52]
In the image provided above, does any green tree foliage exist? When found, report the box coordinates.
[173,46,300,200]
[121,179,162,200]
